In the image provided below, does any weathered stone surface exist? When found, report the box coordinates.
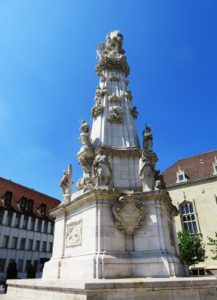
[3,277,217,300]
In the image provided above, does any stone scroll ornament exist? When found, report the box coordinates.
[112,195,146,235]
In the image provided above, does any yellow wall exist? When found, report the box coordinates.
[168,177,217,271]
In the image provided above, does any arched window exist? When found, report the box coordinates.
[179,201,198,234]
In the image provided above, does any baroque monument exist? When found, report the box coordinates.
[4,31,217,300]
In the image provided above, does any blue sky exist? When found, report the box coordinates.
[0,0,216,199]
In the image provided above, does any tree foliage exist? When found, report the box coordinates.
[177,230,206,266]
[6,260,17,280]
[207,232,217,260]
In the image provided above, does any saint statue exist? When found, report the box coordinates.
[143,125,153,153]
[93,149,112,186]
[139,151,155,192]
[60,164,73,202]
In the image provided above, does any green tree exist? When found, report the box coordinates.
[6,260,17,280]
[207,232,217,260]
[26,264,36,278]
[177,230,206,266]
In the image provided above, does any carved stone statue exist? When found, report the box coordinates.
[60,164,73,202]
[78,120,94,177]
[76,176,94,191]
[154,170,166,191]
[139,152,155,192]
[108,106,123,123]
[76,178,84,191]
[131,106,139,119]
[93,148,112,186]
[143,125,153,153]
[79,120,91,146]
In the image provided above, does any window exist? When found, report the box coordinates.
[179,201,198,234]
[5,211,13,226]
[176,167,187,183]
[42,241,47,252]
[49,242,53,253]
[35,240,40,251]
[25,260,31,271]
[39,258,49,272]
[33,260,38,271]
[18,197,28,211]
[28,239,33,251]
[11,237,18,249]
[30,218,35,231]
[191,268,205,276]
[27,199,34,213]
[0,259,6,272]
[14,213,21,228]
[2,235,9,248]
[37,219,42,232]
[38,203,46,216]
[23,216,28,229]
[17,259,24,272]
[50,222,54,235]
[20,238,26,250]
[43,221,48,233]
[3,191,13,207]
[0,209,4,225]
[213,157,217,175]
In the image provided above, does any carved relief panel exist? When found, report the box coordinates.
[66,220,82,247]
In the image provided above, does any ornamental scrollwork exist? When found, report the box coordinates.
[112,195,146,235]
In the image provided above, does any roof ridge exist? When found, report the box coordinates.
[0,176,60,202]
[176,149,217,163]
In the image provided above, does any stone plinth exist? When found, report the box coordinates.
[42,189,187,280]
[3,277,217,300]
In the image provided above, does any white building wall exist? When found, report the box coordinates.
[0,209,55,281]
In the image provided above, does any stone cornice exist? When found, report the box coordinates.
[50,189,177,217]
[100,146,141,157]
[166,174,217,190]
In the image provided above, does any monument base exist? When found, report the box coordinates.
[2,277,217,300]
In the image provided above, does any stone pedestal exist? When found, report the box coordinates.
[41,189,187,280]
[3,277,217,300]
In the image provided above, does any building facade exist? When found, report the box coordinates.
[0,177,60,282]
[163,150,217,275]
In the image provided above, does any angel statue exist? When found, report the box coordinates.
[60,164,73,203]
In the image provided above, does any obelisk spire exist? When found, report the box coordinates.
[77,32,143,190]
[91,31,139,149]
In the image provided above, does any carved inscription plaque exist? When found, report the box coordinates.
[66,220,82,247]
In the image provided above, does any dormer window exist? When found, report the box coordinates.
[2,191,13,208]
[38,203,46,217]
[18,197,28,212]
[176,167,187,183]
[213,157,217,175]
[27,199,34,213]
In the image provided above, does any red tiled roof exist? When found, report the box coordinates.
[163,150,217,186]
[0,177,61,220]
